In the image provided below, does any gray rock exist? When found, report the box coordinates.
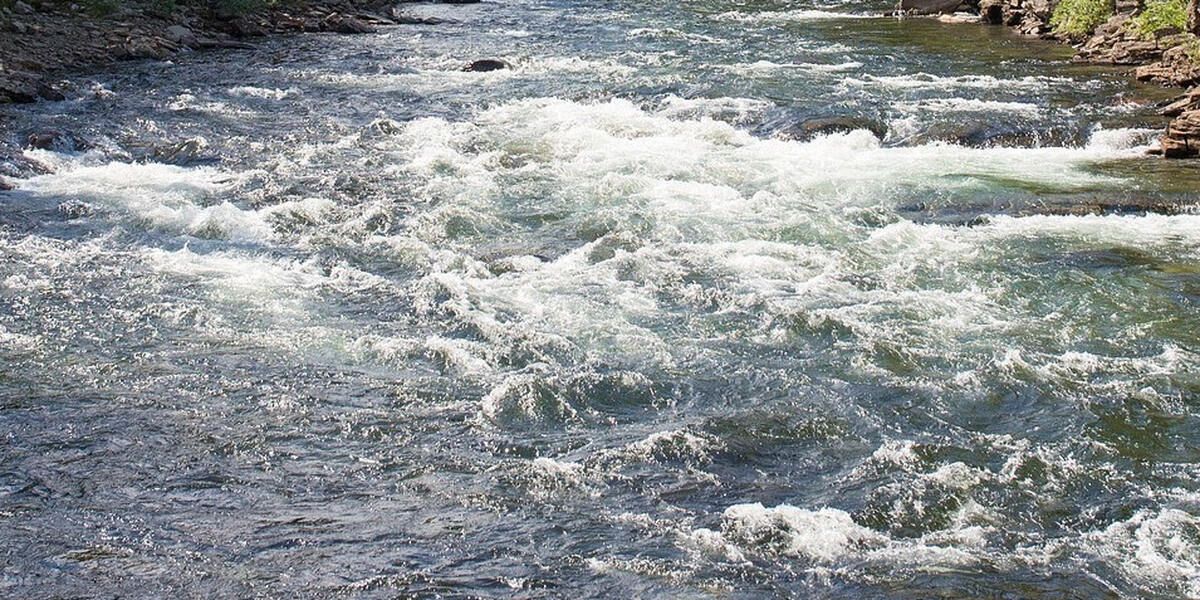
[12,1,33,15]
[150,137,216,165]
[325,14,376,34]
[777,116,888,141]
[463,59,510,72]
[27,131,89,152]
[37,82,66,102]
[0,75,39,103]
[165,25,195,44]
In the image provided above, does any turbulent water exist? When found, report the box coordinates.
[4,0,1200,598]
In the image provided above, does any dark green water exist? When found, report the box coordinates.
[2,1,1200,598]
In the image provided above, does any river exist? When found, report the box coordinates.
[2,0,1200,598]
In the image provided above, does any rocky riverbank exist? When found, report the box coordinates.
[4,0,1199,160]
[0,0,482,188]
[950,0,1200,157]
[0,0,463,104]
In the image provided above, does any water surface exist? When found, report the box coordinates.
[3,1,1200,598]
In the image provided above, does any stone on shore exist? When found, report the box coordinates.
[324,14,377,34]
[1161,107,1200,157]
[1135,39,1200,87]
[165,25,197,45]
[899,0,962,15]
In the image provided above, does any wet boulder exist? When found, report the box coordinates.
[463,59,511,72]
[165,25,197,46]
[775,115,888,141]
[26,131,90,152]
[0,72,40,104]
[139,137,218,166]
[324,14,377,34]
[897,119,1081,148]
[900,0,963,14]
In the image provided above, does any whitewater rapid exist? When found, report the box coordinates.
[2,1,1199,598]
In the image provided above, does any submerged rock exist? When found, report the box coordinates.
[463,59,511,72]
[776,116,888,141]
[26,131,90,152]
[137,137,218,166]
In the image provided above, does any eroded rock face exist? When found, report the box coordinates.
[1135,40,1200,86]
[1161,105,1200,157]
[1077,17,1182,64]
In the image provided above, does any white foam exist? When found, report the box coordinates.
[0,325,40,352]
[732,60,863,73]
[894,97,1043,115]
[655,95,773,123]
[362,96,1167,391]
[306,55,637,94]
[17,160,273,242]
[1084,508,1200,597]
[227,86,296,100]
[718,9,876,23]
[843,73,1078,91]
[721,503,888,561]
[1086,126,1161,151]
[626,27,725,44]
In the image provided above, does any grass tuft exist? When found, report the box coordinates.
[1130,0,1188,38]
[1050,0,1114,36]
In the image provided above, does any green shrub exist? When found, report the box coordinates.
[1050,0,1113,36]
[1130,0,1188,37]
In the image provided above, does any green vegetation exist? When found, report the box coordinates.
[1129,0,1188,37]
[1182,36,1200,61]
[1050,0,1113,36]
